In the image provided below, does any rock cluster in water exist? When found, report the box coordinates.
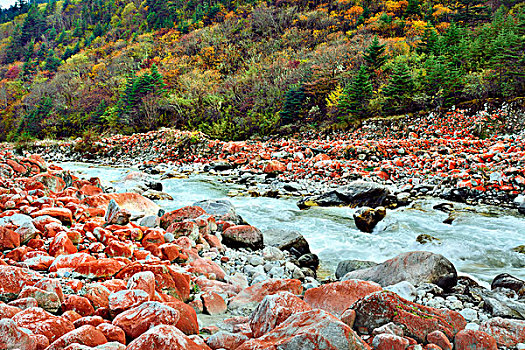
[1,148,525,350]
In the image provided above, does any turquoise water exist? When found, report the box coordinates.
[64,162,525,283]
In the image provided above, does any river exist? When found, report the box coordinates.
[63,162,525,284]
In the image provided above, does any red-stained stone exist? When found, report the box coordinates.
[82,193,160,217]
[206,331,249,350]
[372,333,410,350]
[62,295,95,317]
[108,289,150,315]
[30,208,72,225]
[96,323,126,344]
[188,258,226,281]
[126,271,156,300]
[80,184,104,196]
[160,206,206,229]
[32,334,49,350]
[0,226,20,250]
[479,317,525,347]
[237,309,368,350]
[201,292,227,315]
[104,240,133,258]
[159,242,188,262]
[0,301,22,318]
[222,225,263,250]
[454,330,497,350]
[425,344,442,350]
[164,299,200,335]
[229,278,303,309]
[250,291,312,338]
[166,221,199,241]
[49,232,77,257]
[100,279,127,293]
[427,330,452,350]
[112,301,180,339]
[352,291,466,343]
[50,253,95,272]
[62,310,82,323]
[18,286,61,312]
[341,308,357,328]
[8,297,39,309]
[32,173,66,193]
[12,307,75,343]
[74,258,126,279]
[73,315,107,328]
[263,160,286,174]
[141,229,165,246]
[304,279,382,317]
[46,325,107,350]
[115,261,191,301]
[34,278,64,303]
[126,324,208,350]
[0,318,37,350]
[6,160,28,174]
[0,265,43,301]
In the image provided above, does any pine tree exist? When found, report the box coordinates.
[44,49,61,72]
[489,28,524,96]
[339,65,373,120]
[405,0,421,17]
[20,4,46,45]
[383,62,415,114]
[280,85,305,125]
[364,36,386,71]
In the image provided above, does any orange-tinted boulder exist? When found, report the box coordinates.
[188,258,226,281]
[372,333,410,350]
[62,295,95,317]
[112,301,180,339]
[0,318,37,350]
[74,259,126,279]
[126,324,208,350]
[12,307,75,343]
[49,232,77,257]
[0,301,22,318]
[160,206,206,229]
[49,253,96,272]
[263,160,286,174]
[0,226,20,250]
[164,299,199,335]
[96,323,126,344]
[303,279,382,317]
[352,291,466,342]
[229,279,302,309]
[0,265,43,301]
[202,292,227,315]
[46,325,107,350]
[30,208,72,225]
[455,329,497,350]
[104,240,133,259]
[108,289,150,315]
[73,316,106,328]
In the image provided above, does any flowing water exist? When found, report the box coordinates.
[63,162,525,284]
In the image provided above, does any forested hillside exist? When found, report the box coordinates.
[0,0,524,141]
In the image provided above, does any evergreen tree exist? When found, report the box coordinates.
[339,65,373,120]
[20,4,47,45]
[405,0,421,17]
[44,49,61,72]
[489,28,525,96]
[364,36,386,71]
[280,85,305,125]
[383,62,415,114]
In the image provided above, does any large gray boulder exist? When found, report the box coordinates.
[342,251,457,290]
[298,181,390,209]
[263,229,311,257]
[193,199,244,225]
[335,260,377,279]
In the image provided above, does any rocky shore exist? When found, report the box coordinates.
[1,143,525,350]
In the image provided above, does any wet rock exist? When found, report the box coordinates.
[342,251,457,291]
[298,181,390,209]
[222,225,263,250]
[126,325,205,350]
[193,199,244,225]
[416,234,440,244]
[229,279,302,309]
[454,329,497,350]
[352,291,466,342]
[112,301,180,339]
[263,229,310,257]
[297,253,319,269]
[335,259,377,279]
[472,286,525,319]
[46,325,107,350]
[250,292,312,338]
[491,273,525,294]
[479,317,525,347]
[237,309,368,350]
[353,206,386,233]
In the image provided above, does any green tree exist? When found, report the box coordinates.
[280,85,305,125]
[44,49,61,72]
[405,0,421,17]
[383,62,415,114]
[339,65,373,120]
[364,36,386,71]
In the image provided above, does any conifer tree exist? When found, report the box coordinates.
[280,85,305,125]
[405,0,421,17]
[364,36,386,71]
[383,62,414,114]
[339,65,373,120]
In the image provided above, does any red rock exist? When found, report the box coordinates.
[164,299,199,335]
[426,344,442,350]
[454,329,497,350]
[80,184,103,196]
[12,307,75,343]
[222,225,263,250]
[73,316,107,328]
[352,291,466,343]
[250,291,312,338]
[479,317,525,347]
[9,297,39,309]
[83,193,160,217]
[201,292,227,315]
[206,331,249,350]
[49,232,77,257]
[34,278,65,303]
[32,173,66,193]
[0,318,37,350]
[18,286,61,312]
[0,265,43,301]
[22,255,55,270]
[159,242,187,262]
[427,330,452,350]
[6,159,28,174]
[341,308,357,328]
[142,228,165,246]
[166,221,199,241]
[237,309,368,350]
[104,240,133,258]
[115,261,191,301]
[46,325,107,350]
[30,208,72,225]
[0,301,22,318]
[32,334,49,350]
[263,160,286,174]
[372,333,410,350]
[62,310,82,323]
[108,289,150,315]
[83,283,111,309]
[74,258,126,279]
[62,295,95,317]
[126,271,156,299]
[0,226,20,250]
[188,258,226,281]
[229,278,303,308]
[304,279,382,317]
[96,323,126,344]
[112,301,180,339]
[160,206,206,229]
[49,253,95,272]
[126,325,208,350]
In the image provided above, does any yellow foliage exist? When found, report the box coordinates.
[326,85,343,108]
[435,22,450,32]
[433,4,454,18]
[91,63,107,77]
[406,20,428,37]
[385,0,408,16]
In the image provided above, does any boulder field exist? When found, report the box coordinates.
[0,149,524,349]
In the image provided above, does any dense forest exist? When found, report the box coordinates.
[0,0,523,141]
